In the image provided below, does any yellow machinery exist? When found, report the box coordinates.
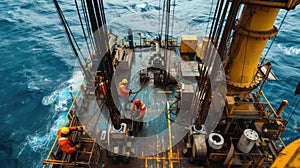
[226,5,279,93]
[220,1,300,167]
[225,1,299,96]
[205,0,300,167]
[271,138,300,168]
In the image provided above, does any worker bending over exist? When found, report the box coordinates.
[57,126,84,154]
[132,99,146,129]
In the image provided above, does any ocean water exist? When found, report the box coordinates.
[0,0,299,167]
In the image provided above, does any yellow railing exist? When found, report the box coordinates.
[43,82,83,168]
[260,90,286,147]
[260,90,279,118]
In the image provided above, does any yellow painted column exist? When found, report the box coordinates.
[271,138,300,168]
[226,5,279,89]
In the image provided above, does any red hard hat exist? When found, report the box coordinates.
[134,99,141,106]
[99,76,104,81]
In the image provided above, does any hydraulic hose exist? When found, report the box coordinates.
[130,77,150,102]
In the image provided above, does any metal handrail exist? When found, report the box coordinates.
[43,82,83,167]
[260,91,279,118]
[260,91,286,147]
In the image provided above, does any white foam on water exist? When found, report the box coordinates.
[18,70,83,167]
[278,44,300,55]
[25,113,67,153]
[42,70,83,106]
[17,113,67,167]
[136,3,147,9]
[27,81,40,90]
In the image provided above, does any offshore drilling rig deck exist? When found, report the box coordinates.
[43,0,300,167]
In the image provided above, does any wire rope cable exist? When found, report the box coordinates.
[287,95,300,123]
[170,0,176,41]
[75,0,93,61]
[205,0,215,35]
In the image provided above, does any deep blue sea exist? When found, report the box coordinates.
[0,0,299,167]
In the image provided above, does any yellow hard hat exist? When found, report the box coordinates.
[122,79,128,84]
[61,127,70,135]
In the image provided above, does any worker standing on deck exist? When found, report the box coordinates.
[118,79,132,110]
[132,99,146,129]
[118,79,132,98]
[97,76,107,98]
[57,126,83,154]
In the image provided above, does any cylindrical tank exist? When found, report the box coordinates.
[208,133,224,150]
[237,129,258,153]
[276,100,288,117]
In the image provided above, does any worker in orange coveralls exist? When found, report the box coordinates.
[99,76,107,96]
[118,79,132,111]
[118,79,132,98]
[132,99,146,129]
[96,76,107,98]
[57,126,83,154]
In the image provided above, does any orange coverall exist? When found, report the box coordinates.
[118,82,130,98]
[133,102,146,120]
[99,81,107,96]
[57,127,77,154]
